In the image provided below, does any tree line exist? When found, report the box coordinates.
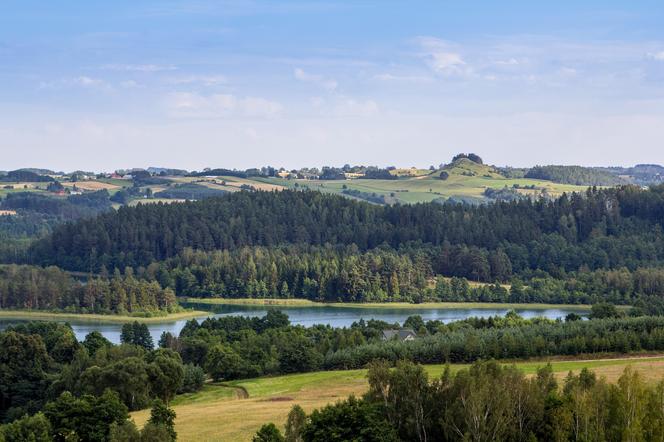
[0,265,177,314]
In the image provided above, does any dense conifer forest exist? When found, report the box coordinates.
[12,185,664,306]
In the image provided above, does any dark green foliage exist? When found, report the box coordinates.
[43,390,128,442]
[145,350,184,403]
[0,265,177,314]
[146,400,176,441]
[0,413,51,442]
[253,423,285,442]
[324,316,664,369]
[28,186,664,305]
[2,191,111,219]
[120,322,154,351]
[178,364,205,394]
[204,344,245,381]
[0,170,54,183]
[301,395,399,442]
[358,168,397,180]
[525,165,625,185]
[0,331,51,422]
[83,331,112,357]
[590,302,622,319]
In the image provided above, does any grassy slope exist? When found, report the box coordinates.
[0,310,210,323]
[181,297,593,311]
[254,160,588,204]
[0,161,591,205]
[131,355,664,441]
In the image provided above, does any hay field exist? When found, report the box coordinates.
[131,355,664,441]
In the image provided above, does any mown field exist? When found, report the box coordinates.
[131,355,664,442]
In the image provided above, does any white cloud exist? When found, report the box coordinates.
[416,37,471,76]
[293,68,338,91]
[165,92,283,118]
[101,64,177,72]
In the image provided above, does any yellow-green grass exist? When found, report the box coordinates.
[181,297,592,311]
[0,309,210,323]
[258,173,588,205]
[131,355,664,442]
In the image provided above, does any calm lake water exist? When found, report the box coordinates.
[0,303,587,344]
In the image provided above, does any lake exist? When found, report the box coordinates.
[0,302,587,344]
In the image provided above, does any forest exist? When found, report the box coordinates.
[12,185,664,306]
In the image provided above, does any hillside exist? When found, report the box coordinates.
[257,158,587,205]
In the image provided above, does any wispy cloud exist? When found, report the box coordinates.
[39,76,111,90]
[165,92,283,118]
[293,68,338,91]
[373,73,433,83]
[416,37,471,77]
[167,75,228,86]
[101,64,177,72]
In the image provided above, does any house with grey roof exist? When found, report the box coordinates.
[382,328,417,342]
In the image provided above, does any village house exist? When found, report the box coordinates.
[381,328,417,342]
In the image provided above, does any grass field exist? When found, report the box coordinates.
[246,160,589,205]
[181,297,592,311]
[0,309,210,323]
[0,160,593,206]
[131,355,664,441]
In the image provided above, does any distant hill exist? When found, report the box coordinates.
[17,168,57,175]
[437,157,504,179]
[600,164,664,186]
[0,170,55,183]
[525,165,626,186]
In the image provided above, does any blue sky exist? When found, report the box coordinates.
[2,1,664,171]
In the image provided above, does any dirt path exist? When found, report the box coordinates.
[219,384,249,399]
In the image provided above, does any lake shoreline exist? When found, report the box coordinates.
[0,309,211,323]
[180,297,594,310]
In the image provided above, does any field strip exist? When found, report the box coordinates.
[131,354,664,442]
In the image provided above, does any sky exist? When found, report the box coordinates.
[1,0,664,172]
